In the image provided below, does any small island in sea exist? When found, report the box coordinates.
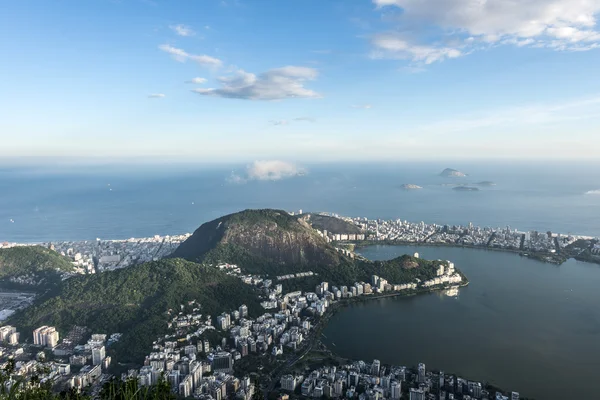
[475,181,496,186]
[400,184,423,190]
[453,186,479,191]
[440,168,467,177]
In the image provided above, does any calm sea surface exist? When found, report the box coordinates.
[322,245,600,400]
[1,161,600,242]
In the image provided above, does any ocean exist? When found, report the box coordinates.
[1,161,600,243]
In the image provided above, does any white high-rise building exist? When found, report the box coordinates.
[280,375,297,391]
[92,345,106,365]
[239,304,248,318]
[371,359,381,376]
[418,363,426,383]
[33,326,59,348]
[391,381,402,399]
[409,388,425,400]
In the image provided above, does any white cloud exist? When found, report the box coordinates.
[372,33,462,64]
[186,77,207,84]
[159,44,222,67]
[294,117,316,122]
[170,24,195,37]
[585,189,600,195]
[372,0,600,63]
[228,160,306,183]
[192,66,320,100]
[269,117,315,126]
[147,93,165,98]
[352,104,372,109]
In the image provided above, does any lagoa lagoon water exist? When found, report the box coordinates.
[322,245,600,400]
[1,161,600,242]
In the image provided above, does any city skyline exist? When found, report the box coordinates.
[2,0,600,161]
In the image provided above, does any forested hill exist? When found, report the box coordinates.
[0,246,74,289]
[302,213,363,234]
[172,209,346,275]
[9,258,262,363]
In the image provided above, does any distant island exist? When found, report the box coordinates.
[400,184,423,190]
[453,186,479,191]
[475,181,496,186]
[440,168,466,177]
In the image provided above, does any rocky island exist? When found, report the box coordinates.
[453,186,480,191]
[440,168,467,177]
[400,184,423,190]
[475,181,496,186]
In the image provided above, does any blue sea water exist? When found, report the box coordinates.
[1,161,600,243]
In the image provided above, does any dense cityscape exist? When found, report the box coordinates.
[0,210,597,399]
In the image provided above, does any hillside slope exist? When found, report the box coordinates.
[0,246,74,290]
[173,209,345,275]
[303,213,363,235]
[9,258,261,363]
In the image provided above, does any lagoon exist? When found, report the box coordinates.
[322,245,600,399]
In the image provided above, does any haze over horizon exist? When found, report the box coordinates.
[2,0,600,161]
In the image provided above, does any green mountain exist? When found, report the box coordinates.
[173,209,450,286]
[0,246,75,290]
[302,213,363,235]
[173,209,345,276]
[9,258,262,363]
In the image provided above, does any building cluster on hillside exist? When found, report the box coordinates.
[1,233,191,274]
[282,360,521,400]
[0,324,118,392]
[128,256,465,399]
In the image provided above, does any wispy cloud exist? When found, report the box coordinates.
[228,160,306,183]
[147,93,165,99]
[371,0,600,64]
[170,24,195,37]
[418,96,600,134]
[159,44,222,67]
[185,77,207,84]
[192,66,320,100]
[269,117,316,126]
[352,104,372,109]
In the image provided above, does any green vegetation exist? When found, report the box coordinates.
[9,258,262,364]
[99,377,175,400]
[0,359,175,400]
[173,209,343,276]
[0,246,74,290]
[303,213,363,234]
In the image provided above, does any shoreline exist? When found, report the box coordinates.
[350,240,600,266]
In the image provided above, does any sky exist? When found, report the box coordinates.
[2,0,600,163]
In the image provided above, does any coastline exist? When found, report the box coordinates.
[349,239,597,266]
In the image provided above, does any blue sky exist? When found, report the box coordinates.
[2,0,600,163]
